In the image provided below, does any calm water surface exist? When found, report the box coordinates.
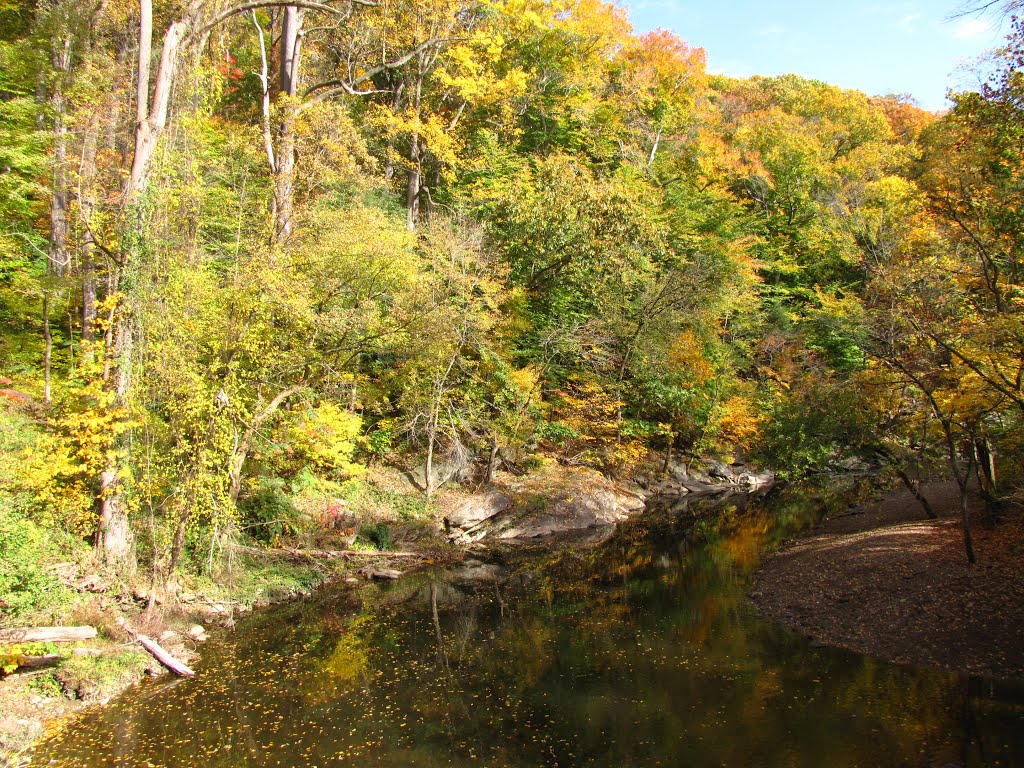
[33,489,1024,767]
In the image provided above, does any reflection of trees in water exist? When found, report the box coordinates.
[33,491,1024,768]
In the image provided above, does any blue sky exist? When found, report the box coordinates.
[620,0,1012,111]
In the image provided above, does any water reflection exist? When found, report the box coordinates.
[33,489,1024,767]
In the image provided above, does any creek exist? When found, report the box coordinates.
[32,488,1024,767]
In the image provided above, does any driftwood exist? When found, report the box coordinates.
[358,566,402,580]
[17,654,62,671]
[0,626,97,644]
[232,544,423,560]
[117,618,194,677]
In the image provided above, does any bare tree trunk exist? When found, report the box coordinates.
[974,433,1000,515]
[81,122,99,356]
[43,296,52,403]
[273,5,303,245]
[251,11,276,175]
[126,8,187,202]
[100,0,191,565]
[99,464,134,562]
[647,127,662,169]
[425,415,436,501]
[49,36,71,280]
[939,421,977,565]
[349,352,359,412]
[166,514,188,582]
[958,471,977,565]
[274,101,298,243]
[81,236,98,345]
[406,132,420,231]
[893,465,937,519]
[43,28,72,406]
[406,67,423,231]
[485,437,499,484]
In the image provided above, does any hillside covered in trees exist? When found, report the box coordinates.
[2,0,1023,618]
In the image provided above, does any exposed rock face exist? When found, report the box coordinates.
[637,460,775,498]
[446,469,647,543]
[447,491,512,530]
[494,484,645,539]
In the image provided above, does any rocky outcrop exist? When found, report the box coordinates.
[636,459,775,498]
[445,469,647,543]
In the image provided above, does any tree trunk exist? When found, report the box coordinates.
[974,435,1000,515]
[278,5,301,98]
[81,119,99,353]
[406,68,423,231]
[229,445,247,505]
[425,422,436,501]
[943,428,977,565]
[126,11,187,202]
[82,235,97,347]
[43,296,52,403]
[959,475,977,565]
[349,352,359,412]
[274,100,297,244]
[99,464,133,562]
[647,127,662,169]
[893,466,937,519]
[406,132,421,231]
[485,437,499,484]
[49,34,71,279]
[166,514,188,577]
[273,5,304,246]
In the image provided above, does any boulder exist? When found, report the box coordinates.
[447,470,647,542]
[494,485,645,540]
[707,460,734,481]
[735,469,776,489]
[447,491,512,529]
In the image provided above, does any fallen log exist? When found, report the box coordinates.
[358,566,402,580]
[17,654,62,671]
[0,626,97,644]
[231,544,423,560]
[116,618,194,677]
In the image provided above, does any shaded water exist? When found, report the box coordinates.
[33,489,1024,767]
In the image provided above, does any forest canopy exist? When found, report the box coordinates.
[1,0,1022,604]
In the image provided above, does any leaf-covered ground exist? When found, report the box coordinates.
[751,482,1024,680]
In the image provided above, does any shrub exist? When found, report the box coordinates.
[0,505,74,621]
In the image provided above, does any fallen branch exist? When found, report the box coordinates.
[17,654,62,671]
[231,544,423,560]
[358,566,402,580]
[0,626,97,643]
[116,618,194,677]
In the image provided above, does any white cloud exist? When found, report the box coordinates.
[954,18,996,40]
[901,13,921,28]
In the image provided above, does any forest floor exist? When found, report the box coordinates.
[751,480,1024,680]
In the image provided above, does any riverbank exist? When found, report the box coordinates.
[0,544,447,767]
[0,561,316,766]
[1,458,758,767]
[751,481,1024,681]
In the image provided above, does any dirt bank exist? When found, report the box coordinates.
[751,481,1024,680]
